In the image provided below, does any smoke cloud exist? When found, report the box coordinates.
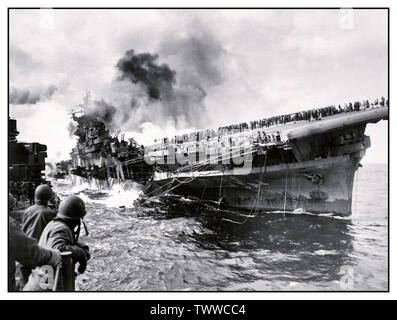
[160,32,225,88]
[69,23,227,141]
[109,30,226,131]
[9,85,58,105]
[116,50,176,101]
[67,121,76,138]
[86,99,117,128]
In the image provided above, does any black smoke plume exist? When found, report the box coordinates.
[9,85,58,105]
[88,99,117,126]
[112,35,225,129]
[81,24,226,132]
[78,99,118,130]
[116,50,176,101]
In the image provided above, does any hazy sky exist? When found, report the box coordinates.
[9,9,388,163]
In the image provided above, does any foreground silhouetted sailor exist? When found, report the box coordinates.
[20,184,58,284]
[24,195,90,291]
[22,184,57,240]
[8,194,62,291]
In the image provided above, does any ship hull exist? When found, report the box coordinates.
[145,154,362,216]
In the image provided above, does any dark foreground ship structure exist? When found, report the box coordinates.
[66,98,388,216]
[9,117,47,184]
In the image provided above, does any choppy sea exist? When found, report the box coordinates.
[52,163,388,291]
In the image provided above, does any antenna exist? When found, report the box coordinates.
[113,129,121,139]
[67,105,85,119]
[83,89,91,107]
[67,88,90,118]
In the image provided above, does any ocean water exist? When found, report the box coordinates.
[53,163,388,291]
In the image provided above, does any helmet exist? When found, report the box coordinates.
[9,193,16,211]
[57,195,86,220]
[35,184,53,202]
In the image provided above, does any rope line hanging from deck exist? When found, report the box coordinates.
[146,144,262,199]
[200,179,209,201]
[175,145,259,174]
[217,172,224,210]
[293,175,301,212]
[222,151,268,224]
[283,166,289,218]
[145,163,213,198]
[145,163,212,198]
[354,166,360,216]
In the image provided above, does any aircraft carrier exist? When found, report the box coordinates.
[65,98,388,216]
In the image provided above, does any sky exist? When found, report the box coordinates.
[9,9,388,164]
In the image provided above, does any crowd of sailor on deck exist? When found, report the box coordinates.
[150,97,388,157]
[218,97,388,133]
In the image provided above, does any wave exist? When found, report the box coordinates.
[57,175,143,209]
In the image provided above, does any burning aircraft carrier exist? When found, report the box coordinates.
[63,95,388,216]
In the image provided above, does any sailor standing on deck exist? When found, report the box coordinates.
[20,184,58,284]
[24,195,90,291]
[23,181,35,205]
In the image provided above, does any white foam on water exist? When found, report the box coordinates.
[56,175,142,209]
[314,250,339,256]
[76,192,94,204]
[287,208,350,220]
[78,184,142,209]
[60,175,96,194]
[68,182,93,194]
[99,183,142,208]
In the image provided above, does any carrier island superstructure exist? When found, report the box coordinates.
[65,99,388,216]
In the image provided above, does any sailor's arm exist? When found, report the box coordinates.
[46,228,89,263]
[9,221,61,268]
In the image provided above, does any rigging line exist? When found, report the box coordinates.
[144,178,176,197]
[176,146,260,173]
[176,149,256,176]
[149,176,195,199]
[175,150,224,171]
[159,179,197,196]
[175,162,213,179]
[147,163,213,199]
[248,154,267,216]
[176,157,219,172]
[289,174,293,209]
[354,166,360,215]
[175,156,229,174]
[222,170,263,224]
[173,176,199,184]
[283,166,289,218]
[200,179,208,201]
[146,161,212,197]
[147,145,264,201]
[290,174,295,211]
[181,145,259,172]
[222,151,268,224]
[294,177,301,211]
[218,172,224,210]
